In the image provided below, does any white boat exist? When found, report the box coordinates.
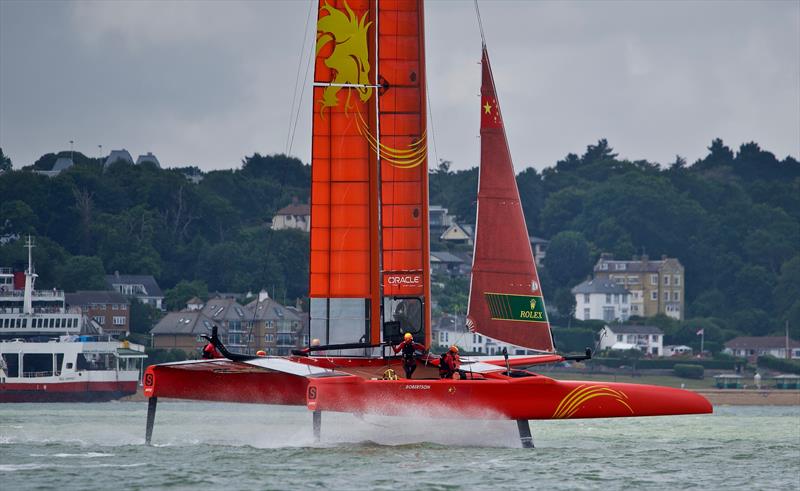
[0,237,146,402]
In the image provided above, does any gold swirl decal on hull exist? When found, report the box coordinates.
[552,384,633,419]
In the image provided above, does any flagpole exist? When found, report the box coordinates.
[700,331,704,356]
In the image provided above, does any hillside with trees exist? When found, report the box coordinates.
[1,139,798,349]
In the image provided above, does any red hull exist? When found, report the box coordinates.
[0,381,137,403]
[307,375,713,420]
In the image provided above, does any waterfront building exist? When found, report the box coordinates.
[106,272,164,311]
[571,279,631,322]
[65,290,130,337]
[598,324,664,356]
[271,201,311,232]
[593,253,685,320]
[723,336,800,361]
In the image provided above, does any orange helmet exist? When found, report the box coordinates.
[256,350,267,357]
[404,332,413,341]
[449,345,459,353]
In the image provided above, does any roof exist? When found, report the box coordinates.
[105,273,164,297]
[136,152,161,168]
[245,297,302,322]
[529,236,549,245]
[724,336,800,350]
[51,157,74,172]
[275,203,310,216]
[66,290,129,306]
[186,296,203,305]
[430,251,464,264]
[150,311,213,335]
[572,279,629,295]
[104,149,133,167]
[594,255,682,273]
[605,324,663,335]
[201,297,249,322]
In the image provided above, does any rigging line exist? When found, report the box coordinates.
[285,0,315,154]
[288,0,317,157]
[425,78,440,168]
[473,0,487,48]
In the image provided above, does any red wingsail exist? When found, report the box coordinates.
[466,47,554,352]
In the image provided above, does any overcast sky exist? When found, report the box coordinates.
[1,0,798,172]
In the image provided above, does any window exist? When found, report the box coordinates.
[93,316,105,325]
[265,334,274,342]
[650,274,658,285]
[616,334,623,342]
[623,294,628,303]
[664,291,670,301]
[652,335,659,342]
[113,316,125,326]
[614,263,626,270]
[664,275,670,286]
[605,294,611,303]
[650,291,657,301]
[601,263,608,270]
[603,307,615,322]
[583,308,590,320]
[614,294,619,304]
[583,294,590,304]
[673,291,680,301]
[674,275,681,286]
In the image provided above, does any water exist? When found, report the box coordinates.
[1,402,798,490]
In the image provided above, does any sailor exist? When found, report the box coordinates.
[202,341,222,359]
[393,332,426,379]
[439,345,461,379]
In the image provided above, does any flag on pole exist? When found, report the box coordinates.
[696,329,704,336]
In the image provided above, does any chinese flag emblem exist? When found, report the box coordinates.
[481,96,502,129]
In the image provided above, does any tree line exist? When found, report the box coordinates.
[1,139,798,350]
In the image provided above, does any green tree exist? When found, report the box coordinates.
[0,147,11,172]
[164,280,209,312]
[130,298,161,334]
[55,255,106,291]
[543,231,592,289]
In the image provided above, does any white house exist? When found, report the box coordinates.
[664,345,693,357]
[572,279,631,322]
[598,324,664,356]
[271,202,311,232]
[723,336,800,360]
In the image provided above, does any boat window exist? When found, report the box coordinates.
[23,353,54,377]
[2,353,19,377]
[56,353,64,375]
[66,362,73,369]
[309,298,370,355]
[383,297,423,340]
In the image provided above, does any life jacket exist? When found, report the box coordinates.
[439,352,452,377]
[401,340,417,361]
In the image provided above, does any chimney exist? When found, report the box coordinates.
[258,289,270,302]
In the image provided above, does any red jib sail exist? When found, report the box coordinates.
[309,0,430,348]
[466,47,554,352]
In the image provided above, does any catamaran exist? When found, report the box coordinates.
[142,0,711,448]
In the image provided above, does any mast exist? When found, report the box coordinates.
[23,236,37,315]
[309,0,430,350]
[466,46,554,352]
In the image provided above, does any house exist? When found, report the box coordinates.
[106,272,164,310]
[593,253,685,320]
[271,201,311,232]
[529,236,548,266]
[430,251,469,276]
[245,290,304,356]
[150,310,213,355]
[34,156,73,177]
[104,149,134,168]
[65,290,130,337]
[135,152,161,168]
[598,324,664,356]
[440,223,473,245]
[723,336,800,361]
[571,279,631,322]
[429,205,455,234]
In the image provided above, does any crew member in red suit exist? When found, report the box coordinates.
[202,342,222,359]
[393,332,426,379]
[439,345,461,379]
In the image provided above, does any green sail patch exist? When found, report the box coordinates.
[484,293,548,322]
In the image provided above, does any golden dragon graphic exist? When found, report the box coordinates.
[552,384,634,419]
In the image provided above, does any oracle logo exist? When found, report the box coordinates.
[386,274,421,286]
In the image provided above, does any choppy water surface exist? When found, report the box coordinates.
[1,402,798,490]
